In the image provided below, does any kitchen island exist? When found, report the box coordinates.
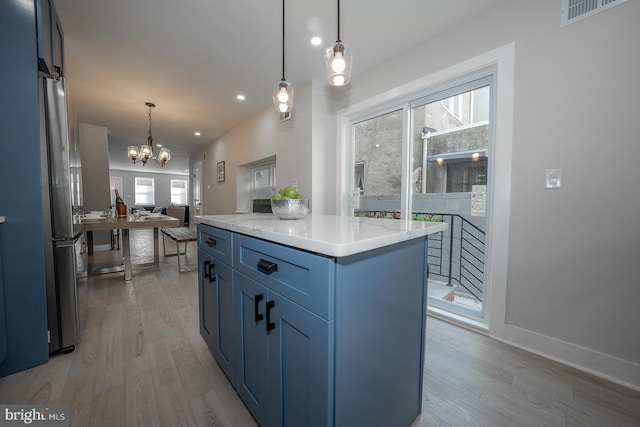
[194,213,447,427]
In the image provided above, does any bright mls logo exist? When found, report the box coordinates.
[0,405,69,427]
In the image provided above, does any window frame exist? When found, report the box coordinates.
[336,43,515,331]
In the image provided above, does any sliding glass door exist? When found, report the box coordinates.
[349,71,494,322]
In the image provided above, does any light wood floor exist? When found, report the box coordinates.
[1,229,639,426]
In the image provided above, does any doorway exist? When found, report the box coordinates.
[192,160,202,218]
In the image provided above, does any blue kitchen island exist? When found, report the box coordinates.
[195,213,447,427]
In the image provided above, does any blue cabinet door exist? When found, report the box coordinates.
[198,250,215,351]
[210,258,235,383]
[234,272,269,424]
[0,224,6,365]
[267,292,333,427]
[198,248,235,384]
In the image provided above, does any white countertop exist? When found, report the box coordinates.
[194,213,448,257]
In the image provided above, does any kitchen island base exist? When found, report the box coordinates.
[196,217,439,427]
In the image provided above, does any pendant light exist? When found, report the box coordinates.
[273,0,293,113]
[128,102,170,167]
[325,0,352,86]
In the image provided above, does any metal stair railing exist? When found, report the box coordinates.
[354,210,485,303]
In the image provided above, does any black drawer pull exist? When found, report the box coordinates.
[205,237,217,247]
[203,260,210,278]
[266,300,275,332]
[254,294,264,323]
[207,262,215,282]
[257,259,278,275]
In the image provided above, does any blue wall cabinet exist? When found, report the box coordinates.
[0,0,52,377]
[36,0,64,77]
[197,223,428,426]
[0,223,7,365]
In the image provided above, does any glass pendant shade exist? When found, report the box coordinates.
[157,147,171,166]
[325,41,352,86]
[128,146,139,162]
[273,80,293,113]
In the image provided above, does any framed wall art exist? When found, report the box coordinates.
[217,161,225,182]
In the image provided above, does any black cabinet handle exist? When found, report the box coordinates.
[254,294,264,323]
[207,262,216,282]
[203,260,210,278]
[257,259,278,275]
[266,300,275,333]
[205,237,217,247]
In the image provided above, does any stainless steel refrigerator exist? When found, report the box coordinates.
[39,76,82,355]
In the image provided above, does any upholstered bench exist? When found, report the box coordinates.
[161,226,197,273]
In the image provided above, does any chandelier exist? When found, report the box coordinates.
[273,0,293,113]
[127,102,170,167]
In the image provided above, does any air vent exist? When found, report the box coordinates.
[561,0,628,27]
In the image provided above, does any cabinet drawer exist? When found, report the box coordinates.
[234,234,334,319]
[198,225,232,265]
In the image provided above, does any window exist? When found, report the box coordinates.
[250,161,277,200]
[134,177,155,205]
[170,179,188,205]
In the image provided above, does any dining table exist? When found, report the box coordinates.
[76,213,179,280]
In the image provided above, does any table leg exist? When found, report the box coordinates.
[176,240,182,272]
[87,231,94,274]
[123,229,132,281]
[153,227,159,267]
[87,231,94,255]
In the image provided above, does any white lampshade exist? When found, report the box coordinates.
[158,147,171,166]
[128,146,139,161]
[273,80,293,113]
[325,41,352,87]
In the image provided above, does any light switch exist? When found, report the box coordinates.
[545,168,562,189]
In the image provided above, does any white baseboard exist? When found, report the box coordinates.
[492,324,640,392]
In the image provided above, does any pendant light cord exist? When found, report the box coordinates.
[281,0,285,81]
[337,0,341,42]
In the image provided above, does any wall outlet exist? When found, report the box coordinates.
[545,168,562,189]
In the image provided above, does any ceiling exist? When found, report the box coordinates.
[54,0,507,175]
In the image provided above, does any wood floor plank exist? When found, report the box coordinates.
[59,369,97,427]
[124,352,161,427]
[92,301,124,395]
[88,384,126,427]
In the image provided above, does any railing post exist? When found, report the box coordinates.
[448,214,454,286]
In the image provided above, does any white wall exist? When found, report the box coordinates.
[79,123,111,212]
[191,83,313,215]
[79,123,111,245]
[109,168,189,208]
[191,1,640,388]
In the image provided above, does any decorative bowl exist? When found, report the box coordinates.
[271,199,309,220]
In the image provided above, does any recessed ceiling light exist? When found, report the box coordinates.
[194,131,201,136]
[156,144,162,147]
[237,94,245,101]
[311,36,322,46]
